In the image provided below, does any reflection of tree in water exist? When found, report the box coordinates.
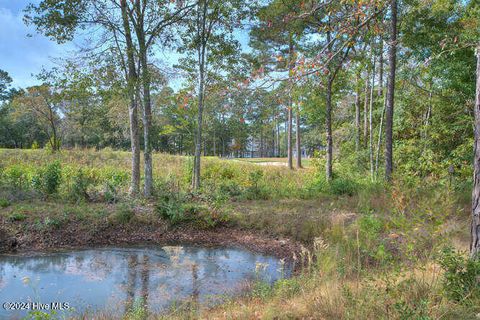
[124,254,138,314]
[191,263,199,306]
[140,253,150,312]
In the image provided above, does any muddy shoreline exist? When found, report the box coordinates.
[0,221,301,262]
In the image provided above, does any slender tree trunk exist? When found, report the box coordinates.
[193,45,206,189]
[326,30,333,180]
[287,107,293,169]
[139,43,153,197]
[192,1,208,190]
[120,0,140,196]
[326,77,333,180]
[471,44,480,258]
[375,81,388,175]
[385,0,398,181]
[287,38,295,170]
[355,72,361,152]
[363,68,370,147]
[296,109,302,168]
[378,37,384,97]
[132,1,154,197]
[369,51,376,180]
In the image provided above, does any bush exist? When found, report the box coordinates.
[4,165,31,190]
[68,169,92,202]
[0,198,10,208]
[156,191,187,224]
[32,161,62,196]
[103,171,128,203]
[438,247,480,304]
[330,177,358,196]
[156,190,228,228]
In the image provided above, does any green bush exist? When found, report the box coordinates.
[0,198,10,208]
[330,177,358,196]
[32,161,62,196]
[156,191,187,224]
[68,169,92,202]
[103,171,128,203]
[438,247,480,304]
[4,165,31,190]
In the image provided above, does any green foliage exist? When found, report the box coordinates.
[67,168,92,202]
[251,281,273,300]
[8,211,27,222]
[0,198,10,208]
[32,161,62,196]
[330,178,358,196]
[438,247,480,304]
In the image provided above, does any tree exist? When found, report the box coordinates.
[0,70,13,102]
[13,85,61,151]
[123,0,194,196]
[472,43,480,258]
[179,0,249,189]
[385,0,398,181]
[250,0,307,169]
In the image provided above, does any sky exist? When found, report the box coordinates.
[0,0,75,88]
[0,0,253,90]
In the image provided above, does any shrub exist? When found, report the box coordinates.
[156,191,187,224]
[0,198,10,208]
[438,247,480,304]
[103,171,128,203]
[4,165,30,190]
[330,177,358,196]
[217,180,243,199]
[32,161,62,196]
[68,169,92,202]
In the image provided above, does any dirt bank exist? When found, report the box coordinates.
[0,205,301,261]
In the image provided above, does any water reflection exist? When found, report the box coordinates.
[0,246,287,318]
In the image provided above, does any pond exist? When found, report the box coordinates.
[0,245,289,319]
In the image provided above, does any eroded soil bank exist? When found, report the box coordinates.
[0,201,301,261]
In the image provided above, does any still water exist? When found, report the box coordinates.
[0,245,288,319]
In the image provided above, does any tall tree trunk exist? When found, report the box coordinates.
[326,76,333,180]
[471,44,480,258]
[385,0,398,181]
[133,1,153,197]
[193,57,205,189]
[363,68,370,147]
[355,72,361,152]
[378,37,384,97]
[120,0,140,196]
[326,30,333,181]
[192,2,208,190]
[296,109,302,168]
[287,38,295,170]
[369,51,376,180]
[139,43,153,197]
[287,107,293,169]
[375,80,388,175]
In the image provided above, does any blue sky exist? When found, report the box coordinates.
[0,1,252,90]
[0,0,75,88]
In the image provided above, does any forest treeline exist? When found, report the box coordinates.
[0,0,478,195]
